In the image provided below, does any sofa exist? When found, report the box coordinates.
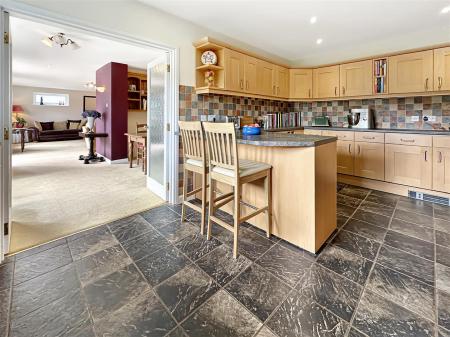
[31,120,87,142]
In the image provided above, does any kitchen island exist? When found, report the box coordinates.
[208,131,338,254]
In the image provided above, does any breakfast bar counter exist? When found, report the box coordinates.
[212,131,338,254]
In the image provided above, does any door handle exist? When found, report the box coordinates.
[3,127,9,140]
[273,85,276,94]
[308,89,311,98]
[277,86,280,95]
[358,144,361,155]
[246,80,249,90]
[240,80,244,90]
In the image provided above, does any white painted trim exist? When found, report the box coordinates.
[146,176,167,200]
[0,1,180,205]
[97,155,128,165]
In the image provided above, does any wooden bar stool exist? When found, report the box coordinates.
[178,121,208,234]
[136,123,147,172]
[203,122,272,258]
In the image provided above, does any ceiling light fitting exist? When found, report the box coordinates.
[316,38,323,45]
[85,81,105,93]
[441,5,450,13]
[310,16,317,24]
[41,32,80,50]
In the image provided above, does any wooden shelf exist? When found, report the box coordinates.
[128,71,147,111]
[196,64,224,71]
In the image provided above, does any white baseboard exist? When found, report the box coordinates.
[98,155,128,164]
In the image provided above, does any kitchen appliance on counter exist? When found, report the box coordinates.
[226,116,241,129]
[312,116,330,127]
[348,108,374,129]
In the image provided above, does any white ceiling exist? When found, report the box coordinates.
[138,0,450,67]
[11,16,164,91]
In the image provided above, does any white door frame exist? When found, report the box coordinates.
[0,2,180,205]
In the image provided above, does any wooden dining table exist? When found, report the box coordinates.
[125,133,147,174]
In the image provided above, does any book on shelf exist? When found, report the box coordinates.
[263,112,302,130]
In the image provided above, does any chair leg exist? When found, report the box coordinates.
[207,178,215,240]
[181,168,188,222]
[200,170,207,235]
[265,170,272,238]
[233,184,241,259]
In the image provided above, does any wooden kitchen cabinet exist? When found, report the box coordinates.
[303,129,322,136]
[434,47,450,91]
[313,65,340,98]
[225,49,245,92]
[433,147,450,193]
[256,59,276,96]
[290,69,312,99]
[388,50,433,93]
[336,140,354,175]
[354,142,384,180]
[340,60,373,97]
[275,66,289,98]
[385,144,432,189]
[244,55,258,94]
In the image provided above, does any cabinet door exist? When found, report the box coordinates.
[256,60,275,96]
[225,49,245,92]
[303,129,322,136]
[244,55,258,94]
[337,140,354,175]
[290,69,312,99]
[354,142,384,180]
[313,65,340,98]
[433,148,450,193]
[385,144,432,189]
[389,50,433,93]
[340,60,373,97]
[275,66,289,98]
[434,47,450,91]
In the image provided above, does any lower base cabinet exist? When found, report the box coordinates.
[385,144,432,189]
[337,140,354,175]
[354,142,384,180]
[433,147,450,193]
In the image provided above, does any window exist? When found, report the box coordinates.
[33,92,70,106]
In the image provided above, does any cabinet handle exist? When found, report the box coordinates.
[308,89,311,98]
[277,86,280,95]
[240,80,244,89]
[363,136,375,140]
[273,85,276,95]
[335,87,338,96]
[358,144,361,155]
[439,151,443,163]
[246,80,249,90]
[425,78,429,91]
[424,150,428,162]
[348,143,352,154]
[342,86,345,95]
[400,138,415,143]
[439,76,443,90]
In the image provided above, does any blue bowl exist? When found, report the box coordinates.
[242,126,261,135]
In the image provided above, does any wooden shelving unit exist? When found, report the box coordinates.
[194,39,225,90]
[373,58,388,94]
[128,71,147,111]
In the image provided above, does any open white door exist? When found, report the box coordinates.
[0,8,11,262]
[146,55,170,200]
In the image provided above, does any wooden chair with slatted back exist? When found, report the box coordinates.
[136,123,147,172]
[202,122,272,258]
[178,121,208,234]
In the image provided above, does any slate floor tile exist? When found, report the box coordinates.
[93,293,176,337]
[226,264,291,322]
[14,238,66,260]
[108,214,153,244]
[437,263,450,293]
[296,264,362,322]
[397,198,433,216]
[156,264,220,322]
[317,245,372,285]
[352,209,391,228]
[122,228,169,261]
[365,192,398,207]
[0,287,10,324]
[75,244,132,286]
[437,245,450,268]
[348,328,369,337]
[140,206,181,228]
[440,327,450,337]
[337,203,356,217]
[337,194,362,208]
[66,225,108,242]
[10,289,92,337]
[167,202,195,216]
[11,264,80,320]
[14,244,72,285]
[0,324,6,337]
[338,186,370,199]
[83,264,150,322]
[331,230,380,260]
[439,290,450,330]
[254,326,277,337]
[436,218,450,234]
[175,233,222,261]
[215,227,274,261]
[377,245,434,285]
[343,219,387,242]
[135,245,190,286]
[359,200,394,217]
[256,244,312,287]
[0,262,13,291]
[196,244,251,286]
[366,263,435,319]
[68,227,118,260]
[435,204,450,222]
[267,292,348,337]
[182,289,262,337]
[384,230,434,261]
[390,218,434,242]
[167,327,187,337]
[437,230,450,247]
[393,209,434,228]
[337,214,349,228]
[158,220,199,243]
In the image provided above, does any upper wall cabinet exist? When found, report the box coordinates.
[290,69,312,99]
[256,60,276,96]
[275,66,289,98]
[244,55,258,94]
[313,65,340,99]
[225,49,246,92]
[388,50,433,94]
[434,47,450,91]
[339,60,373,97]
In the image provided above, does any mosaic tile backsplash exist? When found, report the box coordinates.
[179,85,450,130]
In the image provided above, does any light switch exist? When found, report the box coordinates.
[411,116,419,122]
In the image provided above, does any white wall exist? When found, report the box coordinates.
[2,0,287,87]
[12,85,93,125]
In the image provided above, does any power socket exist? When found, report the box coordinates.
[423,115,436,122]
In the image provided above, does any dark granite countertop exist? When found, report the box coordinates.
[265,127,304,132]
[236,131,337,147]
[303,126,450,135]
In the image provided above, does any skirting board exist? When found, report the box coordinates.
[97,155,128,164]
[338,174,450,198]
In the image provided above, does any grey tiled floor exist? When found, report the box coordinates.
[1,184,450,337]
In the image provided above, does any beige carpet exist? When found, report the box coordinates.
[11,139,164,253]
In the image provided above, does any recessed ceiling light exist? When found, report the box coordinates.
[441,5,450,13]
[310,16,317,24]
[316,38,323,45]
